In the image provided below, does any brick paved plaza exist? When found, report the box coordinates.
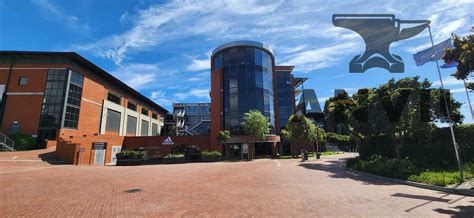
[1,152,473,217]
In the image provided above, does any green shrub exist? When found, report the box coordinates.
[464,162,474,175]
[9,134,37,150]
[408,171,462,186]
[164,153,185,159]
[116,150,145,159]
[359,134,397,159]
[401,124,474,169]
[201,150,222,158]
[349,155,419,179]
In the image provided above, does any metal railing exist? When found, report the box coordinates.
[0,132,15,151]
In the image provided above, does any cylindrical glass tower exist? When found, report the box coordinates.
[211,41,275,134]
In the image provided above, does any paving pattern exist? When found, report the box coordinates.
[1,152,473,217]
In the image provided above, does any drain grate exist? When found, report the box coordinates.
[124,188,143,193]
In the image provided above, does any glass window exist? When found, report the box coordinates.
[152,113,158,119]
[64,71,83,129]
[220,47,275,134]
[126,115,137,136]
[127,102,137,111]
[214,53,223,70]
[107,93,121,104]
[39,69,67,137]
[152,123,158,136]
[141,120,149,136]
[105,109,121,134]
[18,76,28,85]
[141,108,148,116]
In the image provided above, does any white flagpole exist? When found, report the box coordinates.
[428,26,464,180]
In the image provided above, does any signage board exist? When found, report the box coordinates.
[242,143,249,154]
[92,142,107,150]
[162,136,174,145]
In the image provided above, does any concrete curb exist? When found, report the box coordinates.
[346,167,474,197]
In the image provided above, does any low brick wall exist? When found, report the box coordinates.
[55,141,78,164]
[123,135,212,158]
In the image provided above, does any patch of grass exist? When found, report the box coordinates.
[348,156,474,187]
[321,151,344,156]
[408,171,464,186]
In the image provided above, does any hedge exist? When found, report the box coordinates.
[356,125,474,169]
[9,134,37,150]
[116,150,145,159]
[401,124,474,169]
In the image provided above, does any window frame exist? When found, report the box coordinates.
[18,76,28,86]
[141,108,149,116]
[127,101,137,111]
[107,92,121,105]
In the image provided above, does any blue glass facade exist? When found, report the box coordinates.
[275,71,294,128]
[212,46,275,134]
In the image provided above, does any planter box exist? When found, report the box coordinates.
[116,159,143,166]
[163,158,186,164]
[201,156,221,162]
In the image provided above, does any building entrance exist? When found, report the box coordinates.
[229,144,241,159]
[254,142,272,157]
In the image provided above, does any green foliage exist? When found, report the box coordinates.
[359,134,397,159]
[348,155,419,179]
[9,134,37,150]
[201,150,222,158]
[348,158,474,186]
[240,110,270,141]
[284,114,323,143]
[408,171,464,186]
[443,34,474,90]
[326,132,350,142]
[320,151,344,156]
[401,124,474,169]
[464,162,474,175]
[116,150,145,159]
[164,153,185,159]
[217,130,231,143]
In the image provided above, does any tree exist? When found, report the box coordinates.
[217,130,231,158]
[217,130,231,143]
[284,114,323,154]
[443,34,474,90]
[240,110,270,141]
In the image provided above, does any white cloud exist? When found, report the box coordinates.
[172,88,210,102]
[187,71,210,81]
[190,88,210,99]
[32,0,89,32]
[186,57,210,71]
[432,76,465,87]
[448,88,467,94]
[274,44,308,54]
[111,63,161,90]
[151,90,173,107]
[282,42,361,72]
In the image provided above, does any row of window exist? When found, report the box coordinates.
[105,108,160,136]
[107,92,160,120]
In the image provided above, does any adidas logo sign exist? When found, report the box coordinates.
[162,136,174,145]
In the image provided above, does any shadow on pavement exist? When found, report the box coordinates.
[298,158,395,186]
[433,205,474,217]
[391,193,450,202]
[38,151,68,165]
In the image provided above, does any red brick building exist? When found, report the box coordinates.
[1,41,313,165]
[0,51,167,165]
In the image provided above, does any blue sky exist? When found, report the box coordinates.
[1,0,473,123]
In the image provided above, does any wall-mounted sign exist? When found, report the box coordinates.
[92,142,107,150]
[162,136,174,145]
[79,147,86,153]
[242,143,249,154]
